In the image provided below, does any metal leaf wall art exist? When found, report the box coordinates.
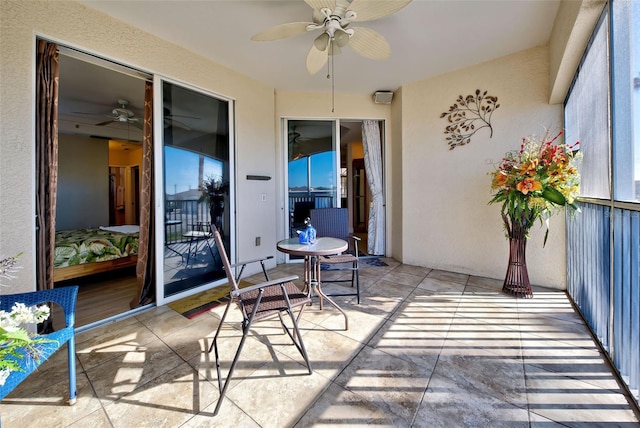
[440,89,500,150]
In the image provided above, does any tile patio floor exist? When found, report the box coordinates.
[1,259,639,427]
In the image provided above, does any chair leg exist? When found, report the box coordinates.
[185,238,195,266]
[209,296,233,353]
[295,298,308,323]
[211,291,263,417]
[67,337,77,405]
[280,288,312,374]
[286,309,312,374]
[354,262,360,305]
[209,296,233,396]
[212,320,253,417]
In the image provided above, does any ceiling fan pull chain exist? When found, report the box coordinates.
[329,41,335,113]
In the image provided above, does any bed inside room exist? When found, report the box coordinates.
[53,225,139,282]
[55,131,143,275]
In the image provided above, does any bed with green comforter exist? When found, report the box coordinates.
[54,227,139,270]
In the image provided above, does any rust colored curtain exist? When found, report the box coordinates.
[130,81,155,307]
[35,40,59,291]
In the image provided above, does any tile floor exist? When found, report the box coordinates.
[1,259,639,427]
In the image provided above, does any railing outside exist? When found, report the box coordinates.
[567,200,640,400]
[164,199,210,244]
[288,194,334,211]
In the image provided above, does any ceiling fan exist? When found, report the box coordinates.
[288,127,308,160]
[163,106,197,131]
[95,99,143,129]
[252,0,412,74]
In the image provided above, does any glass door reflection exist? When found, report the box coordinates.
[162,81,231,299]
[287,120,338,252]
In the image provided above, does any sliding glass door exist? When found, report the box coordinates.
[156,79,234,303]
[286,119,338,241]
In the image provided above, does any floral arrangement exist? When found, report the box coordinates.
[0,254,53,386]
[199,175,229,204]
[489,130,581,243]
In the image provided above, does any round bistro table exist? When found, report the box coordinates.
[276,237,349,329]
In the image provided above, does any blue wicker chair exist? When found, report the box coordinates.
[0,286,79,405]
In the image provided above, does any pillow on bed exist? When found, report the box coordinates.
[99,225,140,234]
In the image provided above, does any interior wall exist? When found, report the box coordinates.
[0,0,276,292]
[390,89,404,261]
[57,135,109,230]
[401,45,566,289]
[109,146,143,166]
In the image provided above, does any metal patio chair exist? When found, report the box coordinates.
[182,221,214,266]
[310,207,361,304]
[208,227,312,416]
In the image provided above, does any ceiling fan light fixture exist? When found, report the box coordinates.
[314,33,330,51]
[334,29,351,47]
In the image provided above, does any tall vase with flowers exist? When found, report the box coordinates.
[199,175,229,238]
[489,130,581,298]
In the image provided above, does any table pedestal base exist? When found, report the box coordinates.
[303,255,348,330]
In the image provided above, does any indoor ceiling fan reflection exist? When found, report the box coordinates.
[163,106,199,131]
[94,99,143,130]
[289,126,318,161]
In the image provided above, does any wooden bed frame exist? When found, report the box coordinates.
[53,255,138,282]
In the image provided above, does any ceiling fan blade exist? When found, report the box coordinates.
[251,22,313,41]
[167,114,200,120]
[72,111,101,116]
[349,26,391,60]
[347,0,412,22]
[165,118,192,131]
[131,121,144,130]
[304,0,336,12]
[95,119,115,127]
[306,44,329,75]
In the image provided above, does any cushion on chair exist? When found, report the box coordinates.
[319,254,357,264]
[239,282,310,321]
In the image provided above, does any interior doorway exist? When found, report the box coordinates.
[352,158,368,233]
[53,48,148,328]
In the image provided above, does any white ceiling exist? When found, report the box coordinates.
[78,0,561,95]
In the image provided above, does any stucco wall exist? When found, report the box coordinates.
[0,0,275,292]
[401,46,567,289]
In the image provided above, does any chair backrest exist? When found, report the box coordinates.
[310,208,349,242]
[211,226,239,293]
[293,201,315,224]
